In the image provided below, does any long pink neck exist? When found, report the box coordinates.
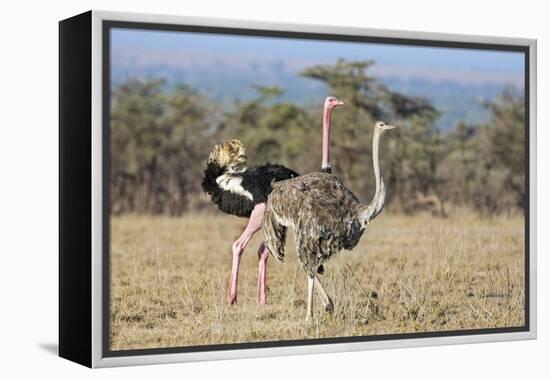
[321,105,333,170]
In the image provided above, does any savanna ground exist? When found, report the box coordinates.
[109,212,525,351]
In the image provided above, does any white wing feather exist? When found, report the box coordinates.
[216,173,254,201]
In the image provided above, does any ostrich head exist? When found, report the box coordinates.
[208,139,248,169]
[374,121,396,133]
[324,96,344,110]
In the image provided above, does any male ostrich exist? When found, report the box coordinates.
[262,121,396,320]
[201,96,343,305]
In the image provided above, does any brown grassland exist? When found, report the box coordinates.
[109,212,525,351]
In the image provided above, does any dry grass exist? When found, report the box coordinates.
[109,212,525,351]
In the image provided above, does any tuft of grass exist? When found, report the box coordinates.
[109,212,525,351]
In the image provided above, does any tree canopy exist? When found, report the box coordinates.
[110,61,525,216]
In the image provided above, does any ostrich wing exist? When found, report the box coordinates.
[262,206,287,261]
[216,173,254,201]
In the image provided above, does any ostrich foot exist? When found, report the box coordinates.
[227,293,237,305]
[324,298,334,312]
[227,298,237,305]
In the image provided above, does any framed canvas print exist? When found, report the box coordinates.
[59,10,537,368]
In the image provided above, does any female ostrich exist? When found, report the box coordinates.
[262,121,395,320]
[201,96,343,305]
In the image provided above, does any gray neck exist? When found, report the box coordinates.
[372,130,381,203]
[321,106,332,170]
[360,128,386,225]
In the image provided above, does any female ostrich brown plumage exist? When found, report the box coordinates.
[201,96,343,305]
[262,121,396,321]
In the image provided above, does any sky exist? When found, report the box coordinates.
[111,28,525,86]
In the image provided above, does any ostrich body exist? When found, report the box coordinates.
[200,96,343,305]
[262,121,395,320]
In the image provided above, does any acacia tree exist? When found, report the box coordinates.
[389,112,446,210]
[301,59,438,206]
[110,80,217,215]
[437,122,478,206]
[469,91,525,214]
[227,85,316,172]
[436,90,525,215]
[109,65,525,217]
[484,91,525,209]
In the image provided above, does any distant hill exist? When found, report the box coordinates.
[112,62,520,131]
[382,77,507,130]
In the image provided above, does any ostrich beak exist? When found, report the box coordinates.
[336,100,344,106]
[385,124,397,130]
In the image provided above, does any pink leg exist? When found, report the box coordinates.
[227,203,266,305]
[257,242,269,305]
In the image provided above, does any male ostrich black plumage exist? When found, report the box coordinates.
[201,139,298,305]
[201,96,343,305]
[202,157,298,218]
